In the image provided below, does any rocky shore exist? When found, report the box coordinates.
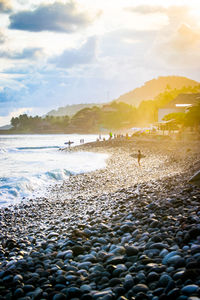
[0,137,200,300]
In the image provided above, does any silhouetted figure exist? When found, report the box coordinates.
[65,140,74,149]
[138,150,142,166]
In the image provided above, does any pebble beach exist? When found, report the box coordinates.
[0,137,200,300]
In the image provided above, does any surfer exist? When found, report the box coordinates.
[64,140,74,148]
[138,150,142,166]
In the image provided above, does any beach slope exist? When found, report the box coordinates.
[0,138,200,299]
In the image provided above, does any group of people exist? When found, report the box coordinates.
[65,135,143,167]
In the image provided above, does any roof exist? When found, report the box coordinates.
[157,119,176,124]
[164,93,200,108]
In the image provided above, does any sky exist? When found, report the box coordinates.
[0,0,200,125]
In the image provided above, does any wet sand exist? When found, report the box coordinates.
[0,137,200,299]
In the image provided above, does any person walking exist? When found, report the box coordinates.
[138,150,142,166]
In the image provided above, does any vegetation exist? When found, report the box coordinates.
[185,101,200,129]
[10,115,70,133]
[163,112,186,126]
[116,76,199,106]
[99,102,137,130]
[162,101,200,131]
[7,79,200,134]
[10,102,137,133]
[47,103,103,117]
[136,84,200,125]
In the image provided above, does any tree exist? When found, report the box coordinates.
[18,114,29,128]
[185,101,200,129]
[163,112,186,126]
[11,117,19,128]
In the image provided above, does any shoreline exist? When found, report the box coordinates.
[0,138,200,299]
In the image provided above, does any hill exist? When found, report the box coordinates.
[47,103,104,117]
[116,76,199,106]
[0,124,12,130]
[46,76,199,117]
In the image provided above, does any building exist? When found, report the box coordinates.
[158,93,200,122]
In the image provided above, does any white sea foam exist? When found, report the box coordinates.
[0,134,108,207]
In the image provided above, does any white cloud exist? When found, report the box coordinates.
[126,5,200,69]
[0,1,200,125]
[0,30,6,43]
[0,47,44,60]
[0,0,12,13]
[9,1,97,33]
[152,8,200,69]
[49,36,98,68]
[126,5,166,15]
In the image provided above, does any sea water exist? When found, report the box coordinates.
[0,134,108,207]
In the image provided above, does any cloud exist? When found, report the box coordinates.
[150,7,200,69]
[126,5,200,69]
[0,47,43,60]
[100,28,156,57]
[0,31,6,44]
[2,66,32,74]
[9,1,94,33]
[169,24,200,52]
[0,0,12,13]
[126,5,166,15]
[0,87,13,105]
[1,3,200,126]
[126,5,195,27]
[156,23,200,68]
[50,36,98,68]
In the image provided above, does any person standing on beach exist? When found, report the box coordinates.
[138,150,142,166]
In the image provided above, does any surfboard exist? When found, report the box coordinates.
[64,141,74,145]
[188,170,200,186]
[130,153,146,158]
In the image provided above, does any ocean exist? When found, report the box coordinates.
[0,134,108,207]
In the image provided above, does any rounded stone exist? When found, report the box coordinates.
[146,271,159,282]
[72,245,84,256]
[14,288,24,298]
[126,246,139,256]
[162,251,179,265]
[109,278,121,287]
[167,255,182,265]
[80,284,92,292]
[52,293,66,300]
[132,284,149,294]
[181,285,199,295]
[167,288,180,298]
[159,274,172,287]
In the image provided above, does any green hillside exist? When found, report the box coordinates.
[47,103,104,117]
[116,76,199,106]
[7,75,200,134]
